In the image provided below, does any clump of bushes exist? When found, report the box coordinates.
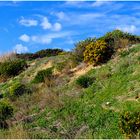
[120,111,140,138]
[76,75,94,88]
[33,67,53,83]
[0,100,13,128]
[71,30,140,67]
[99,29,140,51]
[0,59,27,78]
[84,40,113,66]
[16,49,64,61]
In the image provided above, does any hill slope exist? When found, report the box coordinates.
[0,44,140,138]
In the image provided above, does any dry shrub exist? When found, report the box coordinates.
[118,38,129,50]
[0,52,16,63]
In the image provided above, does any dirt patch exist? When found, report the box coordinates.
[101,103,120,112]
[41,60,53,70]
[116,94,140,102]
[69,63,93,83]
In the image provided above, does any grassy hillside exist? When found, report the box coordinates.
[0,44,140,138]
[0,30,140,139]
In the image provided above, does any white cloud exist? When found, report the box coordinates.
[70,13,104,25]
[55,12,67,20]
[19,34,30,42]
[29,31,73,45]
[117,25,137,33]
[92,1,109,7]
[31,35,52,45]
[40,16,62,31]
[53,23,62,31]
[65,1,85,7]
[18,31,72,45]
[14,44,28,54]
[65,0,110,8]
[19,17,38,27]
[40,17,52,30]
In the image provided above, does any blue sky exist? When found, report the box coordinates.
[0,1,140,54]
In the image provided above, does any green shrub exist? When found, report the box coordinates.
[54,62,66,72]
[17,49,64,61]
[119,50,130,57]
[9,82,30,97]
[0,59,27,77]
[35,49,63,58]
[4,82,31,100]
[84,40,113,66]
[0,100,13,128]
[76,75,94,88]
[99,29,140,51]
[73,38,96,63]
[33,67,53,83]
[120,111,140,138]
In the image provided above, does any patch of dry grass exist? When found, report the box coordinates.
[0,124,29,139]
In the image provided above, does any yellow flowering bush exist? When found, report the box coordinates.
[84,40,113,66]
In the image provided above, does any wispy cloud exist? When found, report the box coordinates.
[117,25,137,33]
[19,31,74,45]
[0,1,21,7]
[64,0,111,9]
[92,0,109,7]
[19,17,38,27]
[31,35,52,45]
[64,1,85,7]
[65,13,105,25]
[55,11,68,20]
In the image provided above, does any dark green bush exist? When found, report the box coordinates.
[36,49,63,58]
[120,111,140,138]
[99,29,140,51]
[76,75,94,88]
[0,59,27,77]
[33,67,53,83]
[16,49,64,61]
[0,100,13,128]
[9,82,31,98]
